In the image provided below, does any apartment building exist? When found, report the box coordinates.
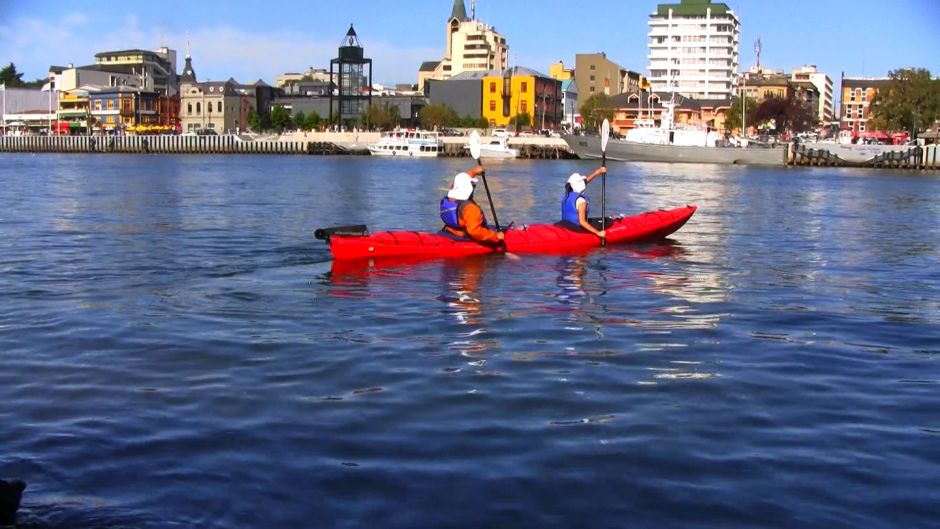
[418,0,508,92]
[647,0,740,100]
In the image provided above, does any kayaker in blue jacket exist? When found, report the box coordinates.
[560,167,607,239]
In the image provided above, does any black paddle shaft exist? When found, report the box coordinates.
[477,160,501,230]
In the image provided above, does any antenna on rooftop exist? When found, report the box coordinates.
[754,37,762,71]
[471,0,476,20]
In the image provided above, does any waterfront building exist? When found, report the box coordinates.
[792,65,834,122]
[647,0,740,100]
[87,87,160,132]
[561,79,579,131]
[482,66,561,130]
[93,47,179,97]
[329,25,372,127]
[427,71,485,119]
[549,61,574,81]
[1,86,55,134]
[179,54,255,133]
[574,52,626,110]
[57,89,91,134]
[275,68,335,89]
[840,75,890,135]
[417,0,508,92]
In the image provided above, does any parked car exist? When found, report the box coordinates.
[196,128,218,136]
[491,128,510,138]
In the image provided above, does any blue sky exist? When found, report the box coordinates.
[2,0,939,86]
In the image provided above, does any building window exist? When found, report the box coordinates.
[217,101,222,113]
[521,100,527,113]
[196,102,201,114]
[590,75,595,81]
[521,81,527,93]
[590,65,596,70]
[589,87,595,93]
[490,82,496,93]
[489,100,496,111]
[859,123,865,132]
[187,103,192,115]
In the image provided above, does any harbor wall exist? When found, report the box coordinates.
[1,134,937,168]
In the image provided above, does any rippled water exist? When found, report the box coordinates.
[1,154,938,528]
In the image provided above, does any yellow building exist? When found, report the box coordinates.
[549,61,573,81]
[482,67,562,130]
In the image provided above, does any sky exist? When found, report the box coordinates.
[2,0,939,87]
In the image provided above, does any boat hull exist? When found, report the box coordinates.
[327,205,696,260]
[564,134,787,165]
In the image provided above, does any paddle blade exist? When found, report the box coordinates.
[469,130,482,160]
[601,119,610,153]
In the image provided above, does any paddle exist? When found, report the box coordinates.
[469,131,518,259]
[469,131,500,230]
[600,119,610,248]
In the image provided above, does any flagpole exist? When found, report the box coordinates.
[2,83,6,134]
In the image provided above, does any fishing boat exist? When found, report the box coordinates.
[368,129,443,157]
[316,205,696,260]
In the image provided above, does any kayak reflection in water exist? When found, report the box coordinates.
[559,166,608,240]
[439,166,505,245]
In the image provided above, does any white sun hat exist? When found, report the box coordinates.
[567,172,586,193]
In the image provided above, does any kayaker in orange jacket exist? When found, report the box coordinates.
[439,166,504,245]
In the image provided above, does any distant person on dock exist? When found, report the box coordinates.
[440,167,504,245]
[559,167,607,239]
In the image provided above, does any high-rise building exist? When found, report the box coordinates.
[93,47,179,97]
[418,0,508,92]
[791,65,834,122]
[647,0,740,100]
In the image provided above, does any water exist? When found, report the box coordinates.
[1,154,938,529]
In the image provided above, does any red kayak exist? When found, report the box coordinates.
[318,205,696,260]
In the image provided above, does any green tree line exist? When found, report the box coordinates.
[868,67,940,138]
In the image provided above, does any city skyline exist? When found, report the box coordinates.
[2,0,939,87]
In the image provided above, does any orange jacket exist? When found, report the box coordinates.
[444,199,501,243]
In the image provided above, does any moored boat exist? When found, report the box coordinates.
[317,205,696,260]
[472,137,519,159]
[368,129,443,157]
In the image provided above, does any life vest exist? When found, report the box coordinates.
[440,197,463,230]
[561,190,588,226]
[440,197,489,233]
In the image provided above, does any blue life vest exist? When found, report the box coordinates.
[561,191,588,225]
[440,197,462,229]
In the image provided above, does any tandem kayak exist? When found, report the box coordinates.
[317,205,696,260]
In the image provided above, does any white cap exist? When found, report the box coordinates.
[447,172,478,200]
[567,172,586,193]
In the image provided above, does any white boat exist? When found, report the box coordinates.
[368,129,443,157]
[476,137,519,159]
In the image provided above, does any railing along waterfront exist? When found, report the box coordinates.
[0,134,309,155]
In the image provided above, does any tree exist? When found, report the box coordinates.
[293,110,306,130]
[365,101,401,131]
[247,109,261,131]
[580,94,614,131]
[869,68,940,137]
[0,63,26,87]
[304,112,323,130]
[418,103,459,130]
[270,105,291,131]
[511,112,532,129]
[750,96,816,134]
[724,95,759,133]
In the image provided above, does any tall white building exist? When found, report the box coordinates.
[647,0,740,100]
[418,0,508,92]
[791,65,834,122]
